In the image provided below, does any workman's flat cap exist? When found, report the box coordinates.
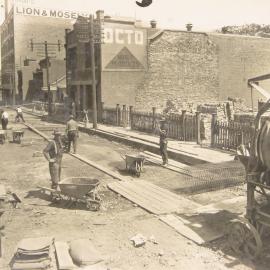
[69,114,74,119]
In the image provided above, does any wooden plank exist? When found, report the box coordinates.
[160,214,205,244]
[55,241,75,270]
[160,214,223,245]
[0,185,6,198]
[108,184,164,214]
[23,123,49,140]
[143,151,189,169]
[123,182,181,209]
[115,180,186,203]
[70,153,133,182]
[142,154,190,175]
[108,181,199,215]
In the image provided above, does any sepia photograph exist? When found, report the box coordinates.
[1,0,270,269]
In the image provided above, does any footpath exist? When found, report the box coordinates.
[21,107,234,165]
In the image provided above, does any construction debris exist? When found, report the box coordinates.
[148,235,158,245]
[32,151,43,158]
[0,185,21,209]
[130,234,146,247]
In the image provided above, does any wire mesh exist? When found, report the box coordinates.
[178,160,245,193]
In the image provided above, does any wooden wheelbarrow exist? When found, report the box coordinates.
[12,130,24,144]
[122,154,145,177]
[39,177,101,211]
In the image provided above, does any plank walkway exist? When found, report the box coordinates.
[159,214,224,245]
[108,180,200,215]
[54,242,75,270]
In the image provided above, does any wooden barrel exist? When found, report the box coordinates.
[257,120,270,169]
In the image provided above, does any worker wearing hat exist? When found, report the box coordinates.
[43,130,63,189]
[159,117,169,166]
[15,106,25,123]
[66,114,79,154]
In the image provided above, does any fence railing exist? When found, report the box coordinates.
[25,101,257,150]
[102,105,202,143]
[102,104,130,128]
[211,115,255,150]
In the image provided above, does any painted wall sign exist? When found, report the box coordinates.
[106,47,144,69]
[104,28,144,45]
[15,6,89,19]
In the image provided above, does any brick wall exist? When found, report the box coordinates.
[135,31,270,112]
[135,30,219,111]
[209,33,270,107]
[102,71,145,107]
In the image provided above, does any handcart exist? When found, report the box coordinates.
[39,177,101,211]
[12,130,24,144]
[228,99,270,259]
[0,131,6,144]
[123,154,145,177]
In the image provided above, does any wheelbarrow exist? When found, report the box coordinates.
[12,130,24,144]
[0,131,6,144]
[39,177,101,211]
[122,154,145,177]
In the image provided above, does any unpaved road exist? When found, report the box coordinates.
[0,109,268,270]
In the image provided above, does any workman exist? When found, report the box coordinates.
[43,130,63,189]
[15,107,25,122]
[159,117,169,166]
[66,115,79,154]
[1,110,9,130]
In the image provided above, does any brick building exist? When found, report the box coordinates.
[0,0,89,104]
[65,11,156,118]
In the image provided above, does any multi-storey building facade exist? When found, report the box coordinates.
[66,10,157,117]
[0,0,89,104]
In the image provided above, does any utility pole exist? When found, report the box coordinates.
[6,63,15,106]
[11,71,15,106]
[44,41,52,115]
[30,39,62,116]
[89,14,98,129]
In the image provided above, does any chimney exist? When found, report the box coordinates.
[5,0,8,20]
[186,23,193,31]
[150,20,157,28]
[96,10,104,20]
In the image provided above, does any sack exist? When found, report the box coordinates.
[69,239,103,266]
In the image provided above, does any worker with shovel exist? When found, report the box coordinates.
[43,130,63,189]
[159,117,168,166]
